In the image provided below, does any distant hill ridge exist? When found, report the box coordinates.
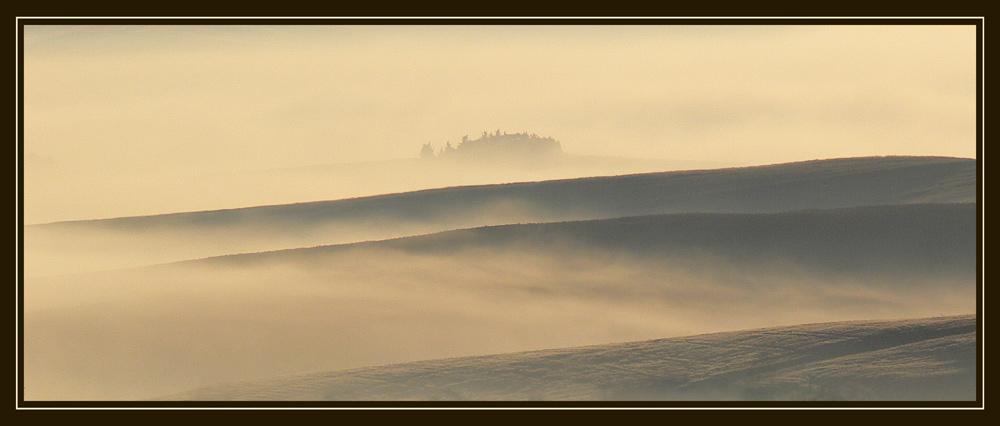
[36,155,974,230]
[190,202,975,281]
[26,156,975,277]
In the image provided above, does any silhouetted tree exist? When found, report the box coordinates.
[420,142,435,158]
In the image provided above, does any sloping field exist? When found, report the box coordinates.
[25,204,975,400]
[25,156,975,276]
[159,315,976,401]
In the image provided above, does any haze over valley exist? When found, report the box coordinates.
[25,155,974,277]
[19,23,979,404]
[24,170,977,400]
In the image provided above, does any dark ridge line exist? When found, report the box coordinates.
[152,202,974,268]
[27,155,973,227]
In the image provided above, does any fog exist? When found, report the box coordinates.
[22,24,976,223]
[24,204,975,400]
[25,244,973,401]
[24,156,975,277]
[19,22,979,403]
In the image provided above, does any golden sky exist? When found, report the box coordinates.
[21,24,978,222]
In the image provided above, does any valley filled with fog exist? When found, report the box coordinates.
[23,158,977,401]
[19,24,979,404]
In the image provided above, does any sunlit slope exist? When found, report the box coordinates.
[157,315,976,401]
[25,204,975,400]
[25,156,975,276]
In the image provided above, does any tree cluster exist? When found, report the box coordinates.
[420,130,561,160]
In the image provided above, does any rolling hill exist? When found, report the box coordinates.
[156,315,977,401]
[25,203,976,400]
[200,202,975,281]
[25,156,976,276]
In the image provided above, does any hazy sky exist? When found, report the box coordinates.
[21,23,977,222]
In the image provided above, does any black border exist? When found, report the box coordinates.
[17,19,26,409]
[14,17,983,25]
[974,17,984,410]
[15,16,985,410]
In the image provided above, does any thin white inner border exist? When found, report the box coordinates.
[13,16,985,410]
